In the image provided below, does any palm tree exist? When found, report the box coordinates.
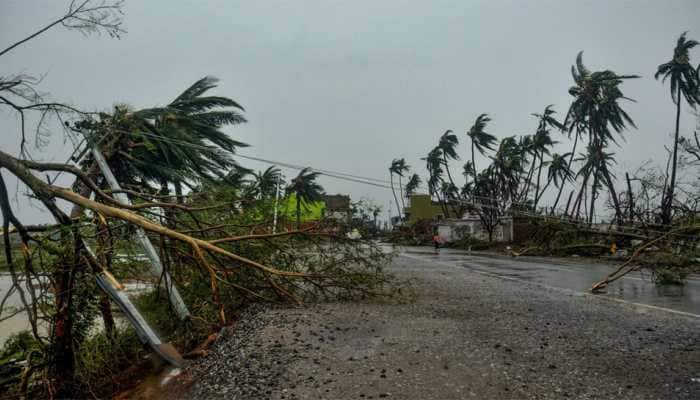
[286,167,324,228]
[655,32,700,224]
[437,130,460,192]
[461,161,474,199]
[404,173,421,198]
[530,106,564,209]
[490,136,525,207]
[538,152,573,210]
[423,148,448,216]
[388,159,404,222]
[394,158,410,211]
[251,166,283,200]
[85,76,248,197]
[553,120,584,215]
[565,52,638,224]
[466,114,498,190]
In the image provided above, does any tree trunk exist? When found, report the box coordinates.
[69,162,101,218]
[533,150,545,210]
[662,86,683,225]
[550,181,565,215]
[554,130,579,214]
[626,172,635,223]
[588,171,598,225]
[389,173,402,222]
[50,229,79,397]
[296,194,301,229]
[174,180,184,204]
[522,151,537,202]
[99,293,115,341]
[563,190,574,217]
[600,163,624,226]
[573,169,590,220]
[471,140,477,193]
[443,154,462,218]
[536,177,553,210]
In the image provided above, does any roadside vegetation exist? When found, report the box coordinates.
[0,2,392,398]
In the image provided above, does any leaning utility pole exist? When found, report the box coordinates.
[272,174,281,234]
[90,145,191,320]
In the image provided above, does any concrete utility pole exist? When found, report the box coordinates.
[272,174,281,234]
[90,145,190,321]
[87,245,184,367]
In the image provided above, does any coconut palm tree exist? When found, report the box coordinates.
[466,114,498,190]
[286,167,324,228]
[394,158,410,211]
[655,32,700,224]
[423,148,448,216]
[250,166,283,200]
[437,130,460,192]
[388,159,405,221]
[490,136,526,207]
[404,173,421,198]
[565,52,638,224]
[83,76,248,198]
[538,152,573,210]
[530,106,564,209]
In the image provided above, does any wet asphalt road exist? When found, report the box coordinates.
[181,248,700,399]
[399,246,700,317]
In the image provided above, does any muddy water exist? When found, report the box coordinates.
[398,246,700,316]
[0,274,153,344]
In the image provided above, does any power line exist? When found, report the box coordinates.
[232,153,392,184]
[110,130,396,190]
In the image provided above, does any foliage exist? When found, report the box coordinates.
[286,167,325,227]
[655,32,700,224]
[653,267,690,285]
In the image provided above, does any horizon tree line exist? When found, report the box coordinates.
[388,32,700,232]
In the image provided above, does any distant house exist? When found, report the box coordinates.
[404,194,460,223]
[322,194,351,222]
[404,194,531,243]
[435,214,513,243]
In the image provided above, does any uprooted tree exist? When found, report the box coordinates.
[0,2,392,398]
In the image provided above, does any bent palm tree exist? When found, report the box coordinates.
[404,173,421,198]
[394,158,410,211]
[286,167,324,228]
[388,159,405,222]
[437,130,460,193]
[655,32,700,224]
[530,106,564,209]
[81,76,248,198]
[251,166,283,200]
[466,114,497,190]
[423,148,448,216]
[565,52,638,224]
[538,152,573,209]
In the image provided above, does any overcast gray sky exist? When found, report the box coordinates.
[2,0,700,223]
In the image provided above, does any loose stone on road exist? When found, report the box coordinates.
[182,249,700,399]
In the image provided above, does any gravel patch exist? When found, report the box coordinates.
[180,253,700,399]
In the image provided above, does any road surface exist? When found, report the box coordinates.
[180,247,700,399]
